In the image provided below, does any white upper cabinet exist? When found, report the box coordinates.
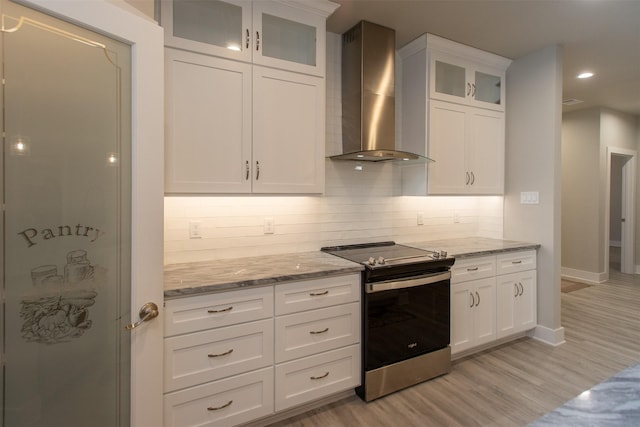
[430,50,507,111]
[161,0,337,194]
[398,33,511,196]
[165,49,253,193]
[161,0,333,77]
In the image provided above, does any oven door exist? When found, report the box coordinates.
[364,271,451,371]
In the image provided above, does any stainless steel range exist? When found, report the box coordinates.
[321,241,455,401]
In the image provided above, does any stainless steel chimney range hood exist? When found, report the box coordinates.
[330,21,432,164]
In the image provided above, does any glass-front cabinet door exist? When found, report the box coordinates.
[160,0,327,76]
[161,0,252,62]
[252,1,325,76]
[430,50,505,111]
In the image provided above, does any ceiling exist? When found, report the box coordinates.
[326,0,640,116]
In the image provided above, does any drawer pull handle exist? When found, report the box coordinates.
[208,349,233,358]
[310,327,329,335]
[467,267,479,271]
[310,290,329,297]
[208,306,233,314]
[207,400,233,411]
[310,372,330,380]
[512,260,523,264]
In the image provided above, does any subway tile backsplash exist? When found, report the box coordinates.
[163,33,503,265]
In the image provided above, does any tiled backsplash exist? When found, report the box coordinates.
[164,33,504,264]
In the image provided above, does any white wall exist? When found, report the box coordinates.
[561,109,601,274]
[164,33,504,264]
[561,107,640,278]
[504,45,564,344]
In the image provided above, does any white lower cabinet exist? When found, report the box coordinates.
[496,251,537,339]
[450,250,537,357]
[450,255,497,355]
[451,277,496,354]
[163,273,361,426]
[275,345,360,411]
[164,367,274,427]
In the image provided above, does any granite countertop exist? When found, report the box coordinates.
[530,363,640,426]
[164,251,363,298]
[407,236,540,259]
[164,237,539,298]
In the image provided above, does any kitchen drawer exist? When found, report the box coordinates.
[163,367,274,427]
[164,286,274,337]
[275,302,360,363]
[275,345,360,412]
[451,255,496,284]
[497,250,536,276]
[275,274,360,315]
[164,319,274,392]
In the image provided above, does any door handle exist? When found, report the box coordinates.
[621,218,626,222]
[125,302,159,330]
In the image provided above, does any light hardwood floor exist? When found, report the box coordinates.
[268,270,640,426]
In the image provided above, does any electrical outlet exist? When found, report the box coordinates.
[417,211,424,226]
[189,220,202,239]
[453,212,460,223]
[264,217,275,234]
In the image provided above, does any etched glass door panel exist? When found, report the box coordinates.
[261,13,316,67]
[1,6,131,426]
[474,70,502,106]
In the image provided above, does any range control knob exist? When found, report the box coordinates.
[441,250,448,258]
[368,257,376,266]
[432,250,441,259]
[377,256,386,265]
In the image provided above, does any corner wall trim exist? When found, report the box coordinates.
[528,325,565,347]
[561,267,607,284]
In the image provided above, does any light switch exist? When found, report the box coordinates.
[417,211,424,225]
[520,191,540,204]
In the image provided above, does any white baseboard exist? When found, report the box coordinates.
[561,267,607,284]
[528,325,565,346]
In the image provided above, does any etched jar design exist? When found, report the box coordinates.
[31,265,58,286]
[64,250,93,284]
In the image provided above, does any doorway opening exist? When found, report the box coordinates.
[606,148,636,275]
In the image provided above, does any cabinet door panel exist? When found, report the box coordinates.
[428,100,467,194]
[252,67,324,193]
[473,278,497,346]
[450,282,474,354]
[252,1,326,76]
[161,0,252,62]
[516,271,537,332]
[165,50,252,193]
[496,273,518,339]
[467,108,504,194]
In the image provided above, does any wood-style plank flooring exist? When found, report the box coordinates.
[268,269,640,426]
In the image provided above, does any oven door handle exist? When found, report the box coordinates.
[366,271,451,293]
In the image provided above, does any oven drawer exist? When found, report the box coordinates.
[275,274,360,315]
[164,319,274,392]
[275,345,360,412]
[496,250,536,275]
[164,286,274,337]
[275,303,360,363]
[451,255,496,283]
[163,367,274,427]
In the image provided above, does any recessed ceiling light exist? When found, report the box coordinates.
[577,72,594,79]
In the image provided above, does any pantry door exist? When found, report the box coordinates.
[0,1,163,426]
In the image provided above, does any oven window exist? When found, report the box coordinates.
[365,280,450,371]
